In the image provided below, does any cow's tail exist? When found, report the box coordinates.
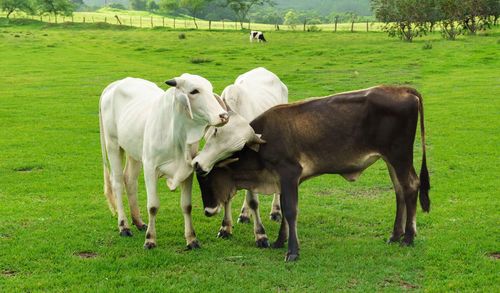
[412,89,431,213]
[99,86,117,216]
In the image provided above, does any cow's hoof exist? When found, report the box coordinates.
[137,224,148,231]
[270,213,282,222]
[186,240,201,250]
[237,215,250,224]
[119,229,133,237]
[401,236,414,247]
[387,234,402,244]
[285,253,299,262]
[256,238,270,248]
[217,230,232,239]
[143,242,156,249]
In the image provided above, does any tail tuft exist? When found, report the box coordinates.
[419,156,431,212]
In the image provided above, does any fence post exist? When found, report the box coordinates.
[174,18,176,29]
[105,17,107,23]
[162,17,165,27]
[209,20,211,30]
[334,16,338,32]
[235,21,237,30]
[115,15,122,25]
[366,20,369,32]
[151,16,153,27]
[130,17,132,26]
[140,16,142,28]
[351,21,354,32]
[83,17,85,23]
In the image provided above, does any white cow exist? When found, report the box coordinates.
[99,75,228,249]
[192,67,288,247]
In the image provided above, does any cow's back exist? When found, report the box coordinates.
[100,77,164,161]
[251,86,420,178]
[232,67,288,120]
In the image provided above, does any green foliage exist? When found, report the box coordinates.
[37,0,75,16]
[159,0,179,14]
[130,0,147,11]
[0,0,34,17]
[147,0,159,12]
[108,3,126,10]
[224,0,274,27]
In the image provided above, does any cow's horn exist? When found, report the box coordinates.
[252,134,266,144]
[165,79,177,87]
[215,158,239,168]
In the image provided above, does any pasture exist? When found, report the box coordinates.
[0,19,499,291]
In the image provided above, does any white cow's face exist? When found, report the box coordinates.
[166,73,228,126]
[192,112,265,175]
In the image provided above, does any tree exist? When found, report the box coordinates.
[1,0,34,18]
[224,0,274,28]
[179,0,211,29]
[371,0,431,42]
[130,0,147,11]
[159,0,179,14]
[438,0,464,39]
[147,0,159,12]
[283,9,298,29]
[37,0,75,17]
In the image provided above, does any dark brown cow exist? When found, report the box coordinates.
[195,86,430,262]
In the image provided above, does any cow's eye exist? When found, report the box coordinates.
[190,89,199,95]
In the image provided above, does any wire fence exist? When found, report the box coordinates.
[4,12,384,32]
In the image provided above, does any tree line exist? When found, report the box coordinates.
[372,0,500,41]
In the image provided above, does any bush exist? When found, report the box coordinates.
[307,25,322,32]
[108,3,126,10]
[190,57,212,64]
[178,32,186,39]
[422,41,432,50]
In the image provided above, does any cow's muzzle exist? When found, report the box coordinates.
[204,205,221,217]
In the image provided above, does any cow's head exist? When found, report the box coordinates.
[197,166,236,217]
[192,111,265,175]
[165,73,228,126]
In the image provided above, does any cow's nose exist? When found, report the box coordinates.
[219,112,229,124]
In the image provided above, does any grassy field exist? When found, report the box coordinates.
[0,18,499,291]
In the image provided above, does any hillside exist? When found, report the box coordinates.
[274,0,372,16]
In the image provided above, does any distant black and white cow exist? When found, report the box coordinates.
[250,30,267,42]
[194,86,431,262]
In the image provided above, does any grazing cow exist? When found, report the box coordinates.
[194,86,431,261]
[194,67,288,244]
[250,30,267,42]
[99,75,228,250]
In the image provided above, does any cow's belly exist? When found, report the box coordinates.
[299,152,381,181]
[116,102,152,161]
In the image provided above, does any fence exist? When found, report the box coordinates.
[3,12,383,32]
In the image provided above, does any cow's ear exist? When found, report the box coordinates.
[176,90,193,119]
[165,79,177,87]
[246,134,266,152]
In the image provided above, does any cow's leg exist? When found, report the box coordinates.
[217,200,233,239]
[279,171,300,261]
[124,156,146,231]
[180,174,200,249]
[269,193,282,222]
[271,210,288,249]
[106,144,132,237]
[246,191,269,248]
[385,162,407,243]
[143,166,159,249]
[401,166,420,246]
[237,194,251,224]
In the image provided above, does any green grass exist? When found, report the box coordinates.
[0,18,499,291]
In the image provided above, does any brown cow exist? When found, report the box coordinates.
[194,86,431,262]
